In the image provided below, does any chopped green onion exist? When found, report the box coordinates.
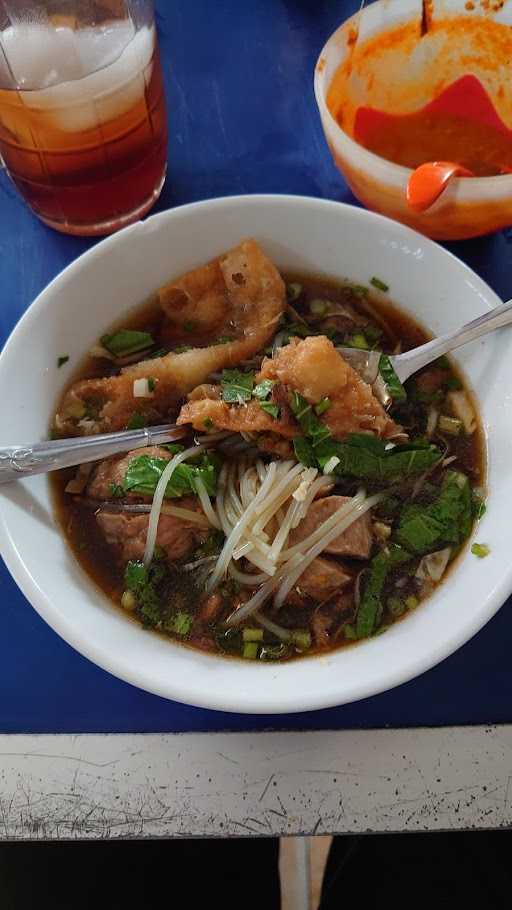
[101,330,154,357]
[286,283,303,302]
[63,400,86,420]
[471,543,490,559]
[370,277,389,292]
[221,369,254,403]
[291,630,311,651]
[405,595,419,610]
[309,298,330,316]
[121,590,136,611]
[203,417,214,430]
[253,379,275,400]
[126,413,145,430]
[314,397,331,416]
[259,401,280,419]
[243,628,264,642]
[183,320,196,332]
[349,333,369,350]
[57,355,69,368]
[438,415,463,436]
[387,596,405,616]
[242,641,259,659]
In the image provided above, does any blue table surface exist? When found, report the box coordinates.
[1,0,512,734]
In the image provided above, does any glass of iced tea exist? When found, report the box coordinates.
[0,0,168,235]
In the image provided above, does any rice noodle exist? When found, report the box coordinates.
[143,444,207,566]
[228,563,269,586]
[253,610,291,642]
[206,462,278,590]
[225,553,304,626]
[194,476,221,530]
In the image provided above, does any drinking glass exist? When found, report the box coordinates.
[0,0,168,235]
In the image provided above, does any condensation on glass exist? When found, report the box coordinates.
[0,0,168,235]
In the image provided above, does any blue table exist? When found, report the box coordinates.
[1,0,512,735]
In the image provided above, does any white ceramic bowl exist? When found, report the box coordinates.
[0,195,510,713]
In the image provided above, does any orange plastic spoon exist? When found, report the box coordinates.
[406,161,474,213]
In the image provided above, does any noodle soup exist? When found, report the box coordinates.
[51,240,484,662]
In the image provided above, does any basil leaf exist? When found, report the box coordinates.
[356,544,411,638]
[314,436,441,483]
[123,453,220,498]
[289,391,331,447]
[221,369,254,403]
[259,401,280,419]
[293,436,317,467]
[101,330,154,357]
[253,379,275,400]
[396,470,472,554]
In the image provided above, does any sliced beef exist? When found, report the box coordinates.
[96,500,206,563]
[288,495,373,559]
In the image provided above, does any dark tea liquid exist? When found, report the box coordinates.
[0,24,168,236]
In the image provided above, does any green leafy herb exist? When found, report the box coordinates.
[125,560,148,592]
[370,276,389,292]
[396,470,472,555]
[147,377,156,393]
[356,544,412,638]
[160,443,185,454]
[253,379,275,400]
[126,413,145,430]
[183,320,196,333]
[215,335,234,345]
[57,355,69,368]
[364,324,383,345]
[293,436,317,468]
[101,329,154,357]
[446,376,463,390]
[313,434,441,484]
[123,451,221,499]
[221,369,254,403]
[472,491,486,521]
[471,542,490,559]
[259,401,280,419]
[109,483,125,499]
[379,354,407,403]
[289,391,331,448]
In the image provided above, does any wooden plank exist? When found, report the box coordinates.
[0,727,509,839]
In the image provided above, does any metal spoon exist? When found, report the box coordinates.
[339,297,512,406]
[0,423,186,485]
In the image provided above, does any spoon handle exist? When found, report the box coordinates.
[392,298,512,384]
[0,424,185,485]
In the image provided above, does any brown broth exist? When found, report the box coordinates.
[51,271,485,660]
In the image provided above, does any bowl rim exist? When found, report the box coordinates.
[313,5,512,192]
[0,192,509,714]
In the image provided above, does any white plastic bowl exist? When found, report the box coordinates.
[0,195,510,713]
